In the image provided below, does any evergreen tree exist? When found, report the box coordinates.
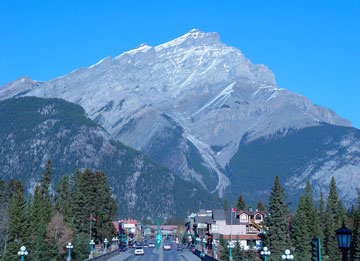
[223,199,229,211]
[72,232,89,261]
[69,169,117,241]
[350,192,360,260]
[291,180,321,260]
[2,181,28,261]
[236,194,246,211]
[292,195,310,259]
[256,199,266,212]
[264,175,290,260]
[0,179,8,257]
[33,217,52,261]
[232,239,245,260]
[54,175,70,221]
[244,240,256,260]
[39,159,53,223]
[323,177,342,260]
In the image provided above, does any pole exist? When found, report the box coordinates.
[264,256,267,261]
[21,256,24,261]
[68,248,71,259]
[342,249,348,261]
[89,214,92,242]
[230,207,232,241]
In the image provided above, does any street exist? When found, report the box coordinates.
[108,242,201,261]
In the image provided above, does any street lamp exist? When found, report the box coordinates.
[228,240,235,261]
[212,240,216,258]
[336,222,352,261]
[260,246,271,261]
[66,242,73,261]
[202,238,207,252]
[281,249,294,260]
[17,246,28,261]
[112,237,116,247]
[104,238,108,252]
[89,239,95,258]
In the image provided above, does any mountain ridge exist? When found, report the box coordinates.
[0,29,356,203]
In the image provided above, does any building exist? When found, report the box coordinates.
[192,209,265,250]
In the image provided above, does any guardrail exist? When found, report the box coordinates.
[193,249,218,261]
[85,249,119,261]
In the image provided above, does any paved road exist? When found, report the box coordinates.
[108,243,200,261]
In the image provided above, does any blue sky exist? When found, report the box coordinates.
[1,0,359,127]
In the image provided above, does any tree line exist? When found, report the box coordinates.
[0,160,118,261]
[220,175,360,260]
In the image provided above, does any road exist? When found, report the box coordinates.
[108,241,200,261]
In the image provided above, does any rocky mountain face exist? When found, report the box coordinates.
[0,97,221,218]
[0,29,358,206]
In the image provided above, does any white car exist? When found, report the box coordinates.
[134,246,144,255]
[163,244,172,250]
[149,243,155,248]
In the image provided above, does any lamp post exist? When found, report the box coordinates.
[260,246,271,261]
[202,238,207,255]
[281,249,294,260]
[17,246,28,261]
[228,240,235,261]
[212,240,216,258]
[336,222,352,261]
[104,238,108,253]
[89,239,95,258]
[112,237,116,250]
[196,237,200,247]
[66,242,73,261]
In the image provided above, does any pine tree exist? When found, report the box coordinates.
[2,181,28,261]
[292,195,310,259]
[232,239,245,260]
[236,194,246,211]
[224,199,229,211]
[244,240,256,260]
[264,175,290,260]
[69,169,117,241]
[257,199,266,212]
[72,232,89,261]
[0,179,8,257]
[54,175,70,221]
[33,217,52,261]
[39,159,53,222]
[350,192,360,260]
[323,177,342,260]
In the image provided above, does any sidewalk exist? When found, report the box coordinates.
[179,250,201,261]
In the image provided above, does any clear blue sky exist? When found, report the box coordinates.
[1,0,359,128]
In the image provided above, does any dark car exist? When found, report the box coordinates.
[128,242,134,248]
[189,244,195,252]
[118,245,127,252]
[176,244,184,251]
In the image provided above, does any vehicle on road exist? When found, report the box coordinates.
[176,244,184,251]
[149,243,155,248]
[134,246,144,255]
[189,244,195,252]
[118,245,127,252]
[128,242,134,248]
[163,244,172,250]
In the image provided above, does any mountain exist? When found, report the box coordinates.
[0,29,358,206]
[0,97,221,218]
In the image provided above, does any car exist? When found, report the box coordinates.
[134,246,144,255]
[143,243,149,248]
[189,244,195,252]
[149,243,155,248]
[163,244,172,250]
[118,245,127,252]
[128,242,134,248]
[176,244,184,251]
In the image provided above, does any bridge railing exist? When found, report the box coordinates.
[85,249,119,261]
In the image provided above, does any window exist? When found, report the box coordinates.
[212,225,219,231]
[241,214,247,220]
[255,214,262,220]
